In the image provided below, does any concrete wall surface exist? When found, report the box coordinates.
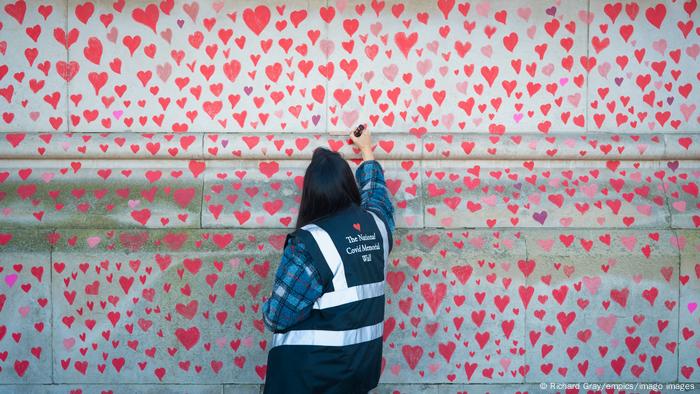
[0,0,699,393]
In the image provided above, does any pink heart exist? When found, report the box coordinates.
[41,172,54,183]
[620,236,638,252]
[637,205,652,216]
[319,39,334,58]
[583,275,601,295]
[5,274,18,288]
[597,314,617,335]
[63,337,75,350]
[671,235,686,250]
[335,0,348,13]
[18,306,29,317]
[517,7,531,21]
[342,110,359,128]
[673,201,687,212]
[390,363,401,375]
[86,236,101,248]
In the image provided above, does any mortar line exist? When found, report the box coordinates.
[1,226,690,231]
[5,157,697,162]
[4,130,699,135]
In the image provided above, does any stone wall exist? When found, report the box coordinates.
[0,0,699,393]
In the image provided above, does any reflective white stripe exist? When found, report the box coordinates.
[367,210,389,278]
[313,280,384,309]
[301,223,348,290]
[271,321,383,348]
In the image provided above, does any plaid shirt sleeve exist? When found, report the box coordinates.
[355,159,396,250]
[262,237,323,332]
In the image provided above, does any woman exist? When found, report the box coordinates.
[261,125,396,393]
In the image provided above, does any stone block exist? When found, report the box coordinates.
[421,160,671,228]
[435,383,550,393]
[369,383,438,394]
[326,0,587,133]
[51,228,286,383]
[0,229,53,383]
[587,0,700,132]
[663,160,700,229]
[65,0,326,132]
[422,132,666,160]
[523,229,680,382]
[664,134,700,160]
[380,229,526,383]
[0,385,224,394]
[679,229,700,382]
[0,0,68,132]
[201,159,423,228]
[203,132,422,160]
[0,132,203,159]
[223,385,263,394]
[0,160,202,228]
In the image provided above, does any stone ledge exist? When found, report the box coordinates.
[1,132,697,160]
[0,159,697,229]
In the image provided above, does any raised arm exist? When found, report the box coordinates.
[349,124,396,252]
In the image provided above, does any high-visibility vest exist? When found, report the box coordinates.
[263,203,392,394]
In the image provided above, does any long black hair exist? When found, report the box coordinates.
[295,147,361,229]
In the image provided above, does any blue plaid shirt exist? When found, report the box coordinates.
[262,159,395,332]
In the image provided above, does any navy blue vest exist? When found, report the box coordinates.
[264,203,393,394]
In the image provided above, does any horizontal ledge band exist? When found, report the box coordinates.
[0,131,698,161]
[0,226,695,231]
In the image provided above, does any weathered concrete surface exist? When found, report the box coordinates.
[204,132,423,160]
[0,385,233,394]
[664,161,700,229]
[0,1,68,133]
[381,229,527,383]
[422,132,667,160]
[201,159,423,228]
[4,132,699,160]
[422,160,672,228]
[587,0,700,133]
[0,160,202,228]
[680,229,700,382]
[665,134,700,160]
[51,228,283,383]
[0,230,53,383]
[325,0,588,133]
[63,0,328,134]
[0,133,204,159]
[1,0,699,392]
[524,229,680,382]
